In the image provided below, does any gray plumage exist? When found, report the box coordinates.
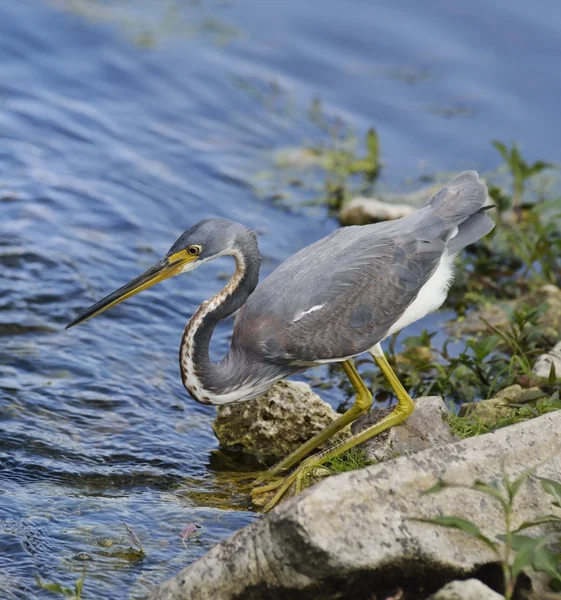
[232,171,492,362]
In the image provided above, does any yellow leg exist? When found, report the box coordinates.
[251,359,372,491]
[261,345,415,512]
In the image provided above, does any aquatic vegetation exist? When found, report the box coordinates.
[320,127,381,212]
[57,0,241,47]
[418,470,561,599]
[255,99,383,212]
[35,571,86,599]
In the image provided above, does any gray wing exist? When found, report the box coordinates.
[232,171,492,364]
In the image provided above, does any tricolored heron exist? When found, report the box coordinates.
[67,171,494,510]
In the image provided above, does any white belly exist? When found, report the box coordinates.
[385,253,455,338]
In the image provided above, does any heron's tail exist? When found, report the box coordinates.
[424,170,495,252]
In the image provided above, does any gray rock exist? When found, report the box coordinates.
[428,579,503,600]
[352,396,459,462]
[533,341,561,379]
[339,196,415,225]
[212,380,349,466]
[149,410,561,600]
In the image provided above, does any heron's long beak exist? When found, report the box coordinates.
[66,251,198,329]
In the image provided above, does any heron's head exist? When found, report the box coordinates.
[66,218,255,329]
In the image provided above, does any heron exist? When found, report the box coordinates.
[67,171,494,511]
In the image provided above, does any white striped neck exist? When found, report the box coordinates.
[179,244,262,405]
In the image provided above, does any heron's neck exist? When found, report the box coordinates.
[179,245,260,405]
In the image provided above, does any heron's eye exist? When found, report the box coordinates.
[187,245,201,256]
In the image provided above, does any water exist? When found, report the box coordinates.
[1,1,560,598]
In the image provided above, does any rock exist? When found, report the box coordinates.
[352,396,459,462]
[533,341,561,379]
[449,304,510,336]
[383,184,444,208]
[339,196,415,225]
[395,345,435,366]
[149,410,561,600]
[459,384,547,424]
[212,381,349,466]
[428,579,503,600]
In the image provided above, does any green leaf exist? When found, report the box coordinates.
[492,140,510,162]
[509,533,540,551]
[511,534,540,580]
[513,515,561,533]
[471,480,508,508]
[504,468,533,503]
[35,575,74,596]
[366,128,379,162]
[421,480,449,495]
[540,477,561,507]
[416,516,498,553]
[549,361,558,386]
[75,571,86,597]
[527,161,551,176]
[511,143,524,167]
[532,543,561,581]
[509,533,561,582]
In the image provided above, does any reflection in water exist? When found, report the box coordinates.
[1,0,561,597]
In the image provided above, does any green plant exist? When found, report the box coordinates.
[367,303,550,405]
[492,141,552,219]
[417,470,561,599]
[338,298,560,417]
[35,571,85,599]
[449,392,561,439]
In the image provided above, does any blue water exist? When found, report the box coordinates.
[1,1,560,598]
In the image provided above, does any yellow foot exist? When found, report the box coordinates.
[259,454,326,512]
[250,452,331,512]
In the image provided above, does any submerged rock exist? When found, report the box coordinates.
[533,341,561,379]
[149,411,561,600]
[338,196,415,225]
[212,381,349,466]
[352,396,458,462]
[428,579,503,600]
[459,384,547,424]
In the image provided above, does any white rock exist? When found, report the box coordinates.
[533,341,561,379]
[428,579,503,600]
[338,196,416,225]
[150,410,561,600]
